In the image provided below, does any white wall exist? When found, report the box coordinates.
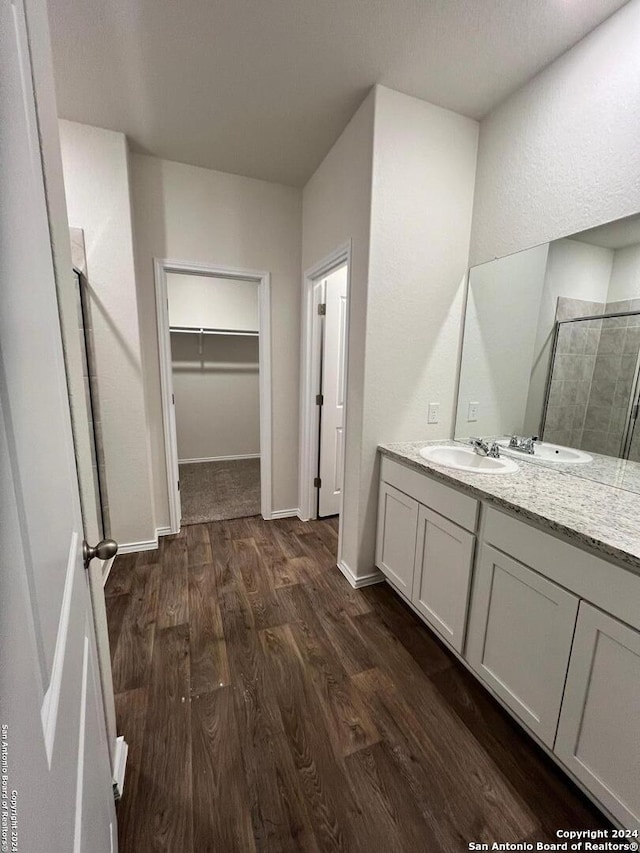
[456,243,549,438]
[302,90,376,576]
[172,333,260,462]
[304,87,478,579]
[131,155,302,522]
[607,244,640,303]
[59,120,156,547]
[470,0,640,267]
[167,273,259,331]
[355,86,478,577]
[302,90,374,565]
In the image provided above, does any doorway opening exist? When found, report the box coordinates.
[155,261,272,531]
[299,243,351,537]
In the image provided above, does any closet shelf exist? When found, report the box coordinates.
[170,325,259,337]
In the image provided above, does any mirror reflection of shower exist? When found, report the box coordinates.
[542,307,640,461]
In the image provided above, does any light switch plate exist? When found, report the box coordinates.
[468,401,479,422]
[428,402,440,424]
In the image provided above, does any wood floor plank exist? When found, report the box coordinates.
[105,592,130,654]
[137,547,162,565]
[359,582,452,676]
[303,561,371,618]
[207,521,235,591]
[345,740,445,853]
[299,580,375,676]
[221,589,319,851]
[156,535,189,629]
[110,564,160,693]
[186,523,212,566]
[250,522,299,589]
[105,552,138,596]
[125,624,193,853]
[279,584,379,756]
[231,535,288,630]
[188,562,229,696]
[270,520,308,559]
[259,624,366,853]
[352,666,538,845]
[191,688,256,853]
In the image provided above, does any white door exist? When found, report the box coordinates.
[555,603,640,829]
[466,544,579,748]
[411,506,475,653]
[0,1,116,850]
[318,265,348,517]
[375,482,419,595]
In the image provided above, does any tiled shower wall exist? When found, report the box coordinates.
[544,298,603,448]
[580,299,640,456]
[544,297,640,456]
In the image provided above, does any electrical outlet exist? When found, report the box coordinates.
[468,401,479,422]
[428,402,440,424]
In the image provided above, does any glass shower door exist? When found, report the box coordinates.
[543,311,640,460]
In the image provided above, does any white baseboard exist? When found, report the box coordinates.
[117,538,158,554]
[112,736,128,801]
[337,559,385,589]
[268,508,300,520]
[116,526,173,556]
[178,453,260,464]
[297,510,311,522]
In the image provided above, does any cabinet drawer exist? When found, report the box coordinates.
[555,603,640,829]
[466,544,579,747]
[375,481,419,595]
[411,506,475,653]
[380,456,478,532]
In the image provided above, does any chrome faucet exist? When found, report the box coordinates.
[508,435,539,455]
[469,437,501,458]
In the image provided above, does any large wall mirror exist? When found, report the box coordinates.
[455,212,640,489]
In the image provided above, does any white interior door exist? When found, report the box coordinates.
[318,265,348,517]
[0,0,116,849]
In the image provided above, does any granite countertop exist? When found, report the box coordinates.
[378,440,640,575]
[490,441,640,494]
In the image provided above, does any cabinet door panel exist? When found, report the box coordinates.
[466,545,579,747]
[555,603,640,829]
[411,506,475,652]
[375,482,419,595]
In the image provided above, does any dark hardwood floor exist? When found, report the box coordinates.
[105,515,608,852]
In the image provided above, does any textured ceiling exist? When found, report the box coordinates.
[47,0,629,186]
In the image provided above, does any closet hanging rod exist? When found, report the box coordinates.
[169,325,259,337]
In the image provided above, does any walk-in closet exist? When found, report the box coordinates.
[168,273,261,524]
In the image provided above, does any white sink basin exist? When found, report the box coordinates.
[419,445,519,474]
[496,439,592,464]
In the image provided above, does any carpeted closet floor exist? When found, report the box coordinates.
[179,458,260,524]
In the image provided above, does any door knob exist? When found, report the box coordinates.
[83,538,118,569]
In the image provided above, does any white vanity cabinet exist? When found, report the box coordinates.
[555,603,640,829]
[375,481,419,596]
[376,457,478,652]
[412,506,475,652]
[465,544,579,747]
